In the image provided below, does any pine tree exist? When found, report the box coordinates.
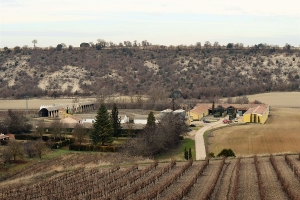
[111,103,122,138]
[146,111,156,128]
[90,104,113,145]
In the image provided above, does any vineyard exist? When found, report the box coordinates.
[0,153,300,200]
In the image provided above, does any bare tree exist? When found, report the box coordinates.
[1,147,12,164]
[73,123,88,145]
[141,40,151,46]
[35,139,47,159]
[122,113,187,157]
[234,96,249,104]
[213,41,220,48]
[35,120,45,138]
[133,40,137,47]
[125,122,134,138]
[32,39,37,47]
[89,42,95,47]
[49,120,63,141]
[124,41,132,47]
[109,41,116,48]
[7,140,23,161]
[204,41,211,48]
[23,141,36,158]
[97,39,106,48]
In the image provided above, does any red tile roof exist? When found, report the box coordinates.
[244,105,269,115]
[190,105,210,114]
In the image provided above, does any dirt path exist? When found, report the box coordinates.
[237,158,260,200]
[275,156,300,198]
[258,157,288,200]
[210,159,237,200]
[126,162,186,199]
[195,118,227,160]
[184,159,221,199]
[159,161,204,200]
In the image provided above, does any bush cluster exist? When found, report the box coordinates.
[14,134,74,142]
[69,144,117,152]
[217,148,236,157]
[13,134,75,149]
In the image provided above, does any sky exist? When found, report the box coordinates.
[0,0,299,47]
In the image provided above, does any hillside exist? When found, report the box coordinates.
[0,46,299,100]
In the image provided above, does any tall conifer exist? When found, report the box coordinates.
[146,111,156,128]
[90,104,113,145]
[111,103,122,138]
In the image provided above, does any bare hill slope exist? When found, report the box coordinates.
[0,47,299,99]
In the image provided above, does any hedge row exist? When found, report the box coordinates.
[48,140,74,149]
[14,134,75,143]
[69,144,118,152]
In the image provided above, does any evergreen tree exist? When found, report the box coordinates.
[146,111,156,128]
[90,104,113,145]
[188,148,192,159]
[184,147,188,160]
[111,103,122,138]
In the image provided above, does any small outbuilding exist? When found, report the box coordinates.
[0,133,9,140]
[243,105,269,124]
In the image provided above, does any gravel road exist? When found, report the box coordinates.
[195,118,227,160]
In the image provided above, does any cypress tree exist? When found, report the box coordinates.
[111,103,122,138]
[184,147,188,160]
[90,104,113,145]
[188,148,192,159]
[146,111,156,128]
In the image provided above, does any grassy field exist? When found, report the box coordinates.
[207,107,300,157]
[154,138,195,161]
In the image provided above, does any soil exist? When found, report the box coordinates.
[258,156,288,200]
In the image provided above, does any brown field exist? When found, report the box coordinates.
[207,107,300,157]
[246,92,300,107]
[1,154,299,199]
[1,92,299,110]
[0,98,93,110]
[0,96,149,110]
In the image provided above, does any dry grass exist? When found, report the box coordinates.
[246,92,300,107]
[221,92,300,108]
[207,107,300,157]
[0,96,150,110]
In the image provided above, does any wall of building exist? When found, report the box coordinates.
[259,107,269,124]
[243,107,269,124]
[189,110,208,121]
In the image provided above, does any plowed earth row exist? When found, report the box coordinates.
[1,154,299,200]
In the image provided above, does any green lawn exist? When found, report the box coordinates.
[154,138,195,161]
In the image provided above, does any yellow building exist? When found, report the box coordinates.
[243,105,269,124]
[188,105,210,121]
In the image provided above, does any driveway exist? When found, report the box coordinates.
[195,118,228,160]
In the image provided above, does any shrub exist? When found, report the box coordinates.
[208,152,215,158]
[217,148,236,157]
